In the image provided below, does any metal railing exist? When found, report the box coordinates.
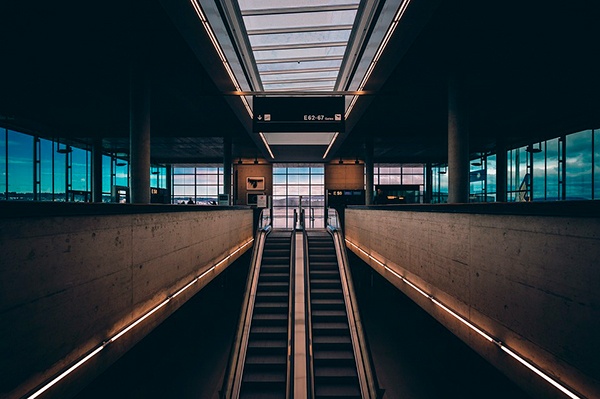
[221,209,271,399]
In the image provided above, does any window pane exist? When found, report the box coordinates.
[102,155,112,195]
[71,147,88,191]
[0,129,5,198]
[115,161,128,187]
[8,130,34,199]
[487,154,497,199]
[595,129,600,199]
[39,139,54,198]
[546,138,560,201]
[566,130,592,200]
[273,174,286,184]
[532,144,546,201]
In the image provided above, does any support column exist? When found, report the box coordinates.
[91,138,103,203]
[425,162,433,203]
[223,136,232,205]
[130,65,151,204]
[365,139,374,205]
[447,72,469,203]
[495,139,507,202]
[166,164,172,204]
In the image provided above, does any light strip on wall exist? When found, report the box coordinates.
[345,239,582,399]
[323,132,339,159]
[258,132,275,159]
[190,0,253,118]
[26,238,254,399]
[345,0,412,119]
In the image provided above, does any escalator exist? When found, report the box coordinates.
[307,230,362,399]
[239,230,293,399]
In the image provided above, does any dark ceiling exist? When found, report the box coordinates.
[1,0,599,164]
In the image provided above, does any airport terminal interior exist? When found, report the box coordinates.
[1,0,599,398]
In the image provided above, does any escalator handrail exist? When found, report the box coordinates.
[302,228,316,399]
[285,230,296,399]
[327,208,381,399]
[221,209,271,399]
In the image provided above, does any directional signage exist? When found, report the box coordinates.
[253,96,345,133]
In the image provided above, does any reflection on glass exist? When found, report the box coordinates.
[53,142,66,200]
[546,138,560,201]
[102,155,112,197]
[40,139,54,197]
[595,129,600,199]
[71,147,88,192]
[8,130,33,199]
[487,154,497,200]
[0,128,6,199]
[566,130,592,200]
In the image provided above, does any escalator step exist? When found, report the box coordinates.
[253,313,288,322]
[314,384,361,398]
[243,369,287,384]
[245,354,287,365]
[313,335,352,345]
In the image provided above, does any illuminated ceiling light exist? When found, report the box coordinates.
[25,238,254,399]
[258,132,275,159]
[190,0,253,118]
[345,0,412,119]
[322,132,339,159]
[345,238,583,399]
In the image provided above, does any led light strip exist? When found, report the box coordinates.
[345,0,412,120]
[322,132,339,159]
[26,238,254,399]
[190,0,253,118]
[258,132,275,159]
[345,238,582,399]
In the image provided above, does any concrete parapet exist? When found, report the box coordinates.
[345,202,600,399]
[0,203,253,398]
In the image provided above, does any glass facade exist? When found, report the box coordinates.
[2,125,598,205]
[172,165,224,205]
[430,127,600,203]
[373,163,425,203]
[0,127,166,202]
[273,164,325,229]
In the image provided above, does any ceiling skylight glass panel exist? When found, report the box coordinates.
[258,59,343,73]
[262,70,339,83]
[244,10,357,33]
[263,81,335,91]
[237,0,360,92]
[254,46,346,62]
[239,0,360,12]
[248,30,351,49]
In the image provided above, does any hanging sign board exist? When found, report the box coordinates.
[253,96,345,133]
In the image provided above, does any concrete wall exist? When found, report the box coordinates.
[345,204,600,399]
[0,203,254,398]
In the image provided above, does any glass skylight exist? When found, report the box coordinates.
[237,0,360,92]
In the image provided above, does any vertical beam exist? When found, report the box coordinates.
[496,139,507,202]
[129,64,151,204]
[91,138,103,203]
[223,136,232,204]
[447,72,469,203]
[425,162,433,203]
[364,139,374,205]
[166,164,172,204]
